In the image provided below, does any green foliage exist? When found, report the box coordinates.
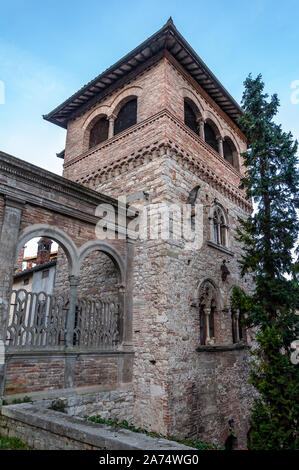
[0,434,30,450]
[232,74,299,450]
[87,414,224,450]
[248,327,299,450]
[2,396,32,406]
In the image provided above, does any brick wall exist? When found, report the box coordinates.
[4,358,65,394]
[4,353,130,395]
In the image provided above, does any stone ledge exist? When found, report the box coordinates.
[0,403,193,450]
[196,343,248,352]
[3,383,132,403]
[207,241,235,256]
[6,348,135,357]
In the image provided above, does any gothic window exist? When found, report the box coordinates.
[213,207,228,248]
[184,100,198,134]
[89,117,109,148]
[114,98,137,136]
[204,122,218,152]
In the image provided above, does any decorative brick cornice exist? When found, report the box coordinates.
[67,109,244,180]
[75,128,252,213]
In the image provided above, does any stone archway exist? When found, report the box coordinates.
[16,224,79,276]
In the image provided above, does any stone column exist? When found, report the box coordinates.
[0,197,24,341]
[198,118,205,140]
[122,239,134,349]
[108,114,117,139]
[217,223,221,246]
[217,137,224,157]
[204,307,211,344]
[0,197,24,399]
[65,275,79,348]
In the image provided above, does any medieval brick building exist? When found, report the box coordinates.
[0,19,255,448]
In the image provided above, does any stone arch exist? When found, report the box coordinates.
[78,240,125,284]
[16,224,79,276]
[196,278,223,309]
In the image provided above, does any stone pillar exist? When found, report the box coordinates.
[217,223,221,246]
[108,114,116,139]
[204,307,211,344]
[0,197,24,399]
[0,197,24,341]
[65,275,79,348]
[122,239,134,349]
[198,118,205,140]
[217,137,224,157]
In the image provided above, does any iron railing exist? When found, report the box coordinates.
[6,289,121,350]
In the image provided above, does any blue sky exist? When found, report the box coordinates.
[0,0,298,176]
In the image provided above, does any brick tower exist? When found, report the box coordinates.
[44,19,255,448]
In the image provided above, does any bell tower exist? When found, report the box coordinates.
[44,19,254,448]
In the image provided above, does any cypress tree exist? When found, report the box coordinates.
[232,74,299,450]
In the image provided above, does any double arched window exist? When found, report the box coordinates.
[88,97,137,149]
[213,207,228,248]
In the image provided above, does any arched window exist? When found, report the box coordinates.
[198,281,218,345]
[223,137,238,169]
[204,122,218,152]
[114,98,137,136]
[213,207,228,248]
[89,117,109,148]
[184,100,198,134]
[232,309,246,343]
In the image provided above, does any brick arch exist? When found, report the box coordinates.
[222,128,241,154]
[110,86,143,118]
[16,224,79,276]
[82,106,110,132]
[78,240,126,283]
[222,135,240,171]
[82,110,110,150]
[204,110,223,138]
[181,87,204,117]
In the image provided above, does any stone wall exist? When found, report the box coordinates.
[0,403,193,450]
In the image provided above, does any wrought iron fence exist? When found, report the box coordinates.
[7,289,67,348]
[6,289,121,350]
[74,297,121,349]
